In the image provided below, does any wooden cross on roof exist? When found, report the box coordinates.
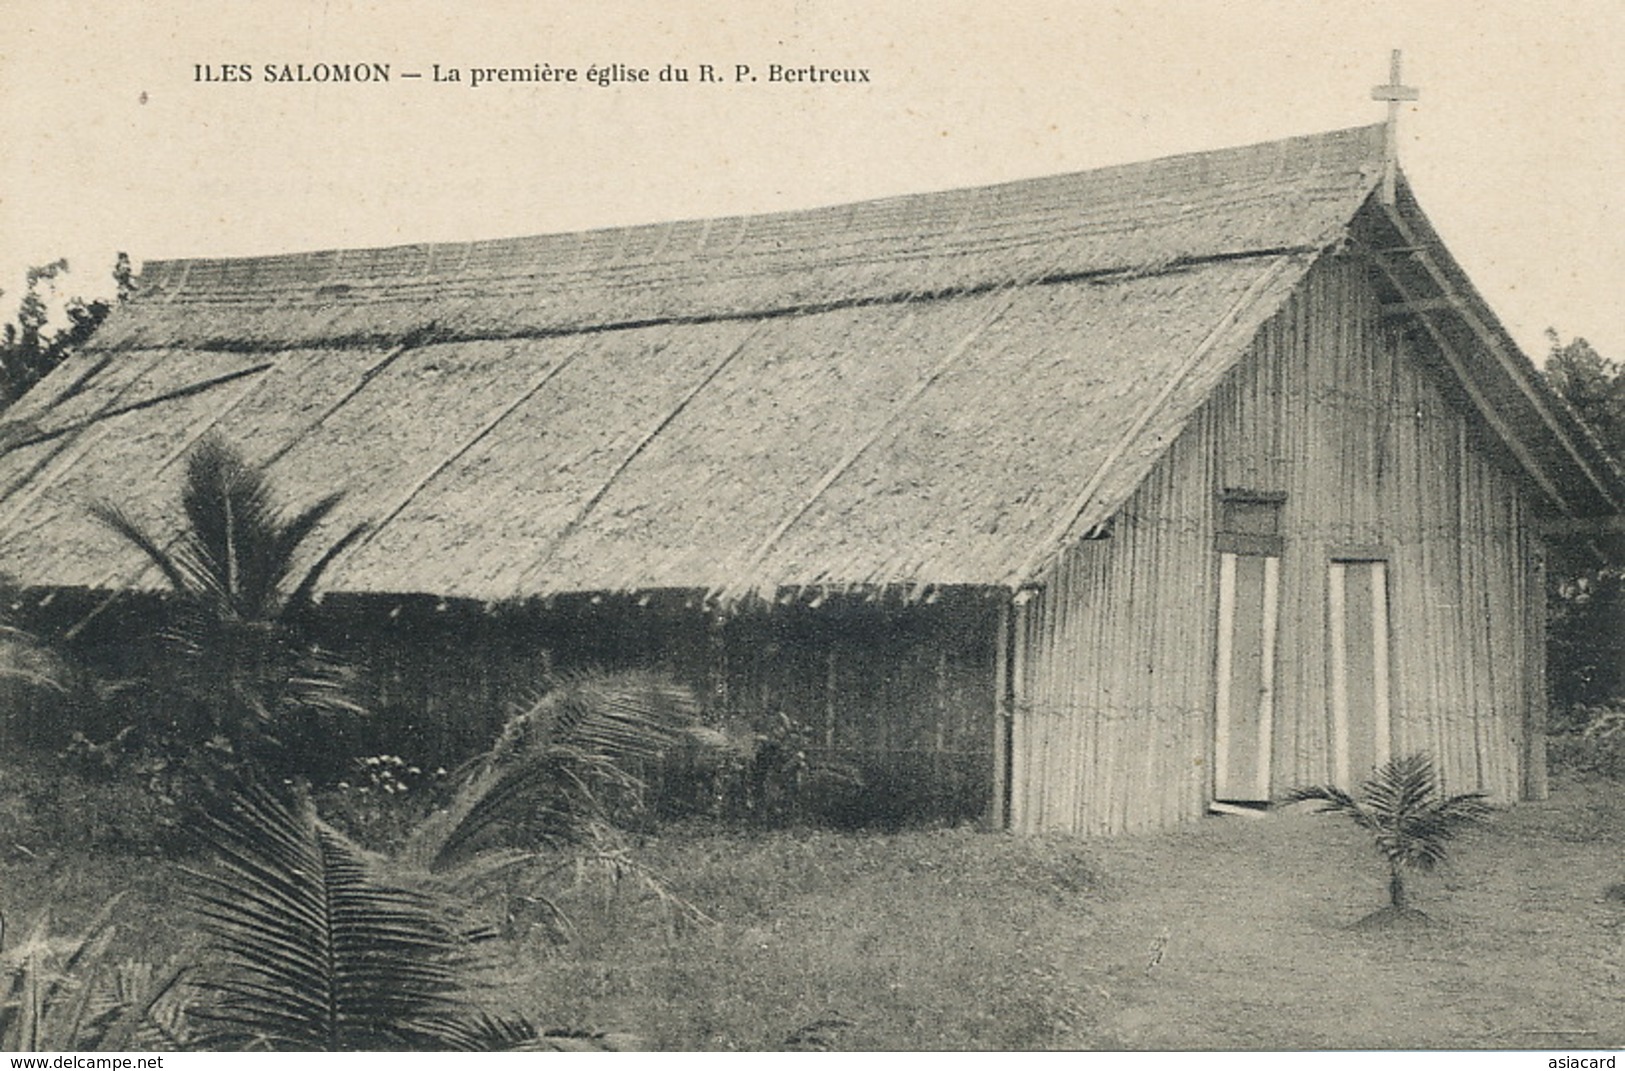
[1371,49,1420,206]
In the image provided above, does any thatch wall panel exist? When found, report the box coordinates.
[304,593,997,822]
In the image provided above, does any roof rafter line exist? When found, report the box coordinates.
[58,323,451,641]
[1379,197,1625,514]
[0,356,122,473]
[0,348,176,511]
[0,353,263,550]
[108,244,1329,357]
[1012,252,1316,584]
[32,353,118,413]
[256,329,434,471]
[341,344,597,564]
[0,363,273,457]
[1368,249,1582,523]
[714,289,1024,601]
[516,320,774,590]
[150,361,294,482]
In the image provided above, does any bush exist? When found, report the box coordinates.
[312,755,452,853]
[1549,569,1625,712]
[1547,703,1625,780]
[0,752,187,856]
[653,711,987,830]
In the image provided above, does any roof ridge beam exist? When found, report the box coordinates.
[105,245,1328,357]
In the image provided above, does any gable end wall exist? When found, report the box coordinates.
[1010,254,1546,834]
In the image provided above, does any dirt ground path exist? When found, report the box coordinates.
[1073,783,1625,1050]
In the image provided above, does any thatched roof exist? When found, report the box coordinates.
[0,123,1612,601]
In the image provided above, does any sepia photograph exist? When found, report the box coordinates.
[0,0,1621,1057]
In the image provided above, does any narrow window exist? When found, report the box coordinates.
[1212,490,1286,802]
[1326,557,1394,789]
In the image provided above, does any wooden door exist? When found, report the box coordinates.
[1214,551,1279,801]
[1327,559,1393,789]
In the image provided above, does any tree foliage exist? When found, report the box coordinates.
[1549,567,1625,717]
[1542,331,1625,714]
[1545,330,1625,457]
[90,435,368,783]
[0,255,133,405]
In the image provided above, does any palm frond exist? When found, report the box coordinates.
[269,492,344,594]
[490,668,699,765]
[1281,783,1382,833]
[87,501,196,596]
[0,898,135,1052]
[186,784,476,1051]
[438,1013,631,1052]
[284,521,368,611]
[418,751,604,872]
[1396,790,1491,872]
[278,643,367,720]
[99,436,363,620]
[96,957,194,1052]
[0,623,70,694]
[93,435,369,774]
[415,669,699,872]
[180,437,283,617]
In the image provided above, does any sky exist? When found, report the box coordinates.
[0,0,1620,360]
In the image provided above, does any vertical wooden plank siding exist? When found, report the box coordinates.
[1257,555,1279,798]
[1524,537,1550,800]
[1370,560,1393,770]
[1327,561,1351,788]
[336,590,1001,825]
[1009,595,1032,831]
[991,600,1010,829]
[1010,254,1546,833]
[1213,552,1237,794]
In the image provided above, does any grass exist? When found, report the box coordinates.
[488,826,1108,1050]
[3,773,1623,1050]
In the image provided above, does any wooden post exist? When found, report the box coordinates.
[1524,541,1550,800]
[989,599,1011,830]
[1010,593,1031,832]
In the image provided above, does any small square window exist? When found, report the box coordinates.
[1218,491,1285,556]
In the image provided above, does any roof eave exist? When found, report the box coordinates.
[1363,174,1625,525]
